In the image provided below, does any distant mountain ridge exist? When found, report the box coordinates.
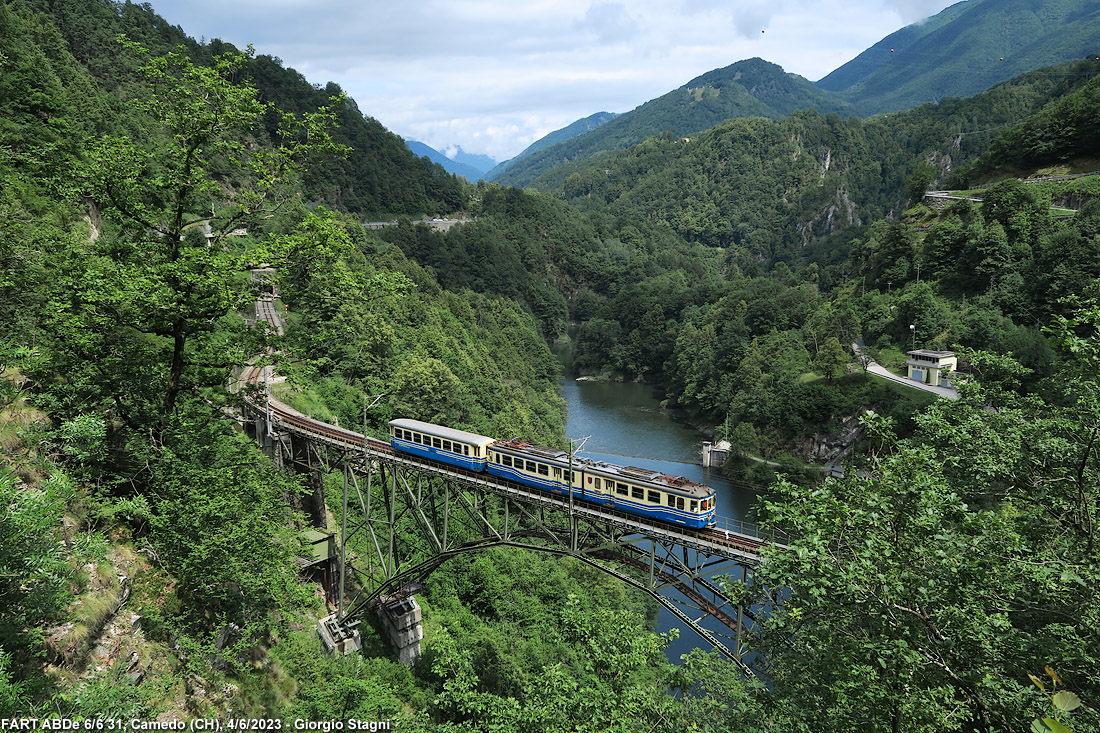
[450,147,495,175]
[486,111,619,180]
[406,140,491,181]
[498,0,1100,188]
[817,0,1100,115]
[494,58,851,188]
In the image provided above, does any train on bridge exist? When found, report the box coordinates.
[388,418,717,529]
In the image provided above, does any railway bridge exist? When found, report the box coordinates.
[241,303,786,671]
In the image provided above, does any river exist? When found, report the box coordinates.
[558,376,760,662]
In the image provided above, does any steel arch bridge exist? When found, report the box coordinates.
[240,376,784,673]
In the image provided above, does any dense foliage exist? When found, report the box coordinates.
[5,0,1100,728]
[750,333,1100,730]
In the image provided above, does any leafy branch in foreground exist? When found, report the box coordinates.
[38,39,347,437]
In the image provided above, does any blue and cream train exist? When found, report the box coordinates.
[388,418,717,529]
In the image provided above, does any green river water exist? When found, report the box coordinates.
[558,374,760,662]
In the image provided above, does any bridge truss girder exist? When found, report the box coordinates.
[298,445,757,673]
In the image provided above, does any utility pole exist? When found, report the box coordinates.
[566,435,590,552]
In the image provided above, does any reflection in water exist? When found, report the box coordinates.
[559,376,759,662]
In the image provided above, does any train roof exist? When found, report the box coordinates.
[491,438,571,462]
[494,438,712,499]
[389,418,496,446]
[586,460,714,499]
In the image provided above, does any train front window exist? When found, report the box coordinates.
[667,494,675,507]
[690,500,698,512]
[676,497,684,510]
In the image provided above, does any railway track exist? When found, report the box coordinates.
[240,297,781,562]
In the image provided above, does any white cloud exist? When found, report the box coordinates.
[147,0,959,161]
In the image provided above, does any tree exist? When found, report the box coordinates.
[906,162,937,203]
[812,336,851,383]
[0,469,72,668]
[749,328,1100,731]
[147,407,311,642]
[42,39,346,435]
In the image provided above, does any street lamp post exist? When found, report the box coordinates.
[910,324,916,349]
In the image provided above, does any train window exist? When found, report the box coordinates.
[505,455,513,466]
[667,494,675,507]
[648,490,659,504]
[414,433,423,444]
[631,486,643,500]
[526,461,536,472]
[564,470,572,482]
[676,497,684,510]
[593,478,601,490]
[690,500,698,512]
[464,445,470,456]
[553,467,561,478]
[433,438,441,448]
[537,464,548,476]
[616,483,628,496]
[442,440,451,452]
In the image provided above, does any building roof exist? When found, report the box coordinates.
[906,349,955,358]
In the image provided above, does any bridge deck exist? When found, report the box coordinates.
[245,396,784,564]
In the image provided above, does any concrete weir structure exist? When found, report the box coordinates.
[379,597,423,666]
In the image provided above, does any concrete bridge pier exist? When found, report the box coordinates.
[379,597,423,666]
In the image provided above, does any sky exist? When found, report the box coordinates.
[145,0,963,163]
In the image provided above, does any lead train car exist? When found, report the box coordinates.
[388,418,496,471]
[487,438,716,528]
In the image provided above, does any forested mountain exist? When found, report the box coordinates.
[9,0,465,218]
[499,1,1100,189]
[526,58,1100,263]
[485,110,618,180]
[818,0,1100,114]
[494,58,850,188]
[5,0,1100,729]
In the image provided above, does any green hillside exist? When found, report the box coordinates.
[502,1,1100,190]
[494,58,852,188]
[521,58,1100,264]
[818,0,1100,114]
[13,0,464,218]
